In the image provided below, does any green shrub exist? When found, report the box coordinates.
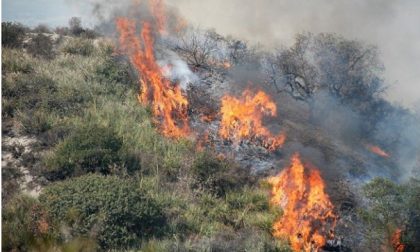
[27,33,55,59]
[95,56,134,86]
[39,174,167,249]
[43,124,123,180]
[191,152,251,196]
[2,74,57,116]
[2,195,56,251]
[61,38,95,56]
[2,22,27,48]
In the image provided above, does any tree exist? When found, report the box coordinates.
[174,28,220,68]
[69,17,84,36]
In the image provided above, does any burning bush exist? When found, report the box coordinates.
[268,153,337,251]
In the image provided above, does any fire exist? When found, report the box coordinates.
[116,2,190,138]
[149,0,166,34]
[219,89,286,151]
[366,144,390,158]
[267,153,337,251]
[391,228,406,252]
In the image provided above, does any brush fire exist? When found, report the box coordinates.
[116,1,190,138]
[109,0,419,251]
[268,153,337,252]
[219,89,286,151]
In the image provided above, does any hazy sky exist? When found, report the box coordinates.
[3,0,420,109]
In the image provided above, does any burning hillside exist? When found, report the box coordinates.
[2,0,420,251]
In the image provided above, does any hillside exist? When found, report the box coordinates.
[2,4,420,252]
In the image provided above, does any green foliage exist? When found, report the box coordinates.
[2,22,27,48]
[191,152,251,196]
[27,33,55,59]
[39,174,167,249]
[43,124,123,180]
[61,38,95,56]
[2,195,56,251]
[360,177,420,249]
[95,55,134,86]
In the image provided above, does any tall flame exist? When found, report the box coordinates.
[391,228,406,252]
[149,0,166,34]
[219,89,286,151]
[116,4,190,138]
[268,153,337,251]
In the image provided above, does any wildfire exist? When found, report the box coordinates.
[366,144,390,158]
[391,228,406,252]
[149,0,166,34]
[116,1,190,138]
[268,153,337,251]
[219,89,286,151]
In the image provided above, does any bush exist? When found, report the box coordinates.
[2,74,57,118]
[2,195,55,251]
[43,124,123,180]
[39,174,167,249]
[27,33,55,59]
[32,24,50,33]
[61,38,95,56]
[95,56,134,86]
[191,152,251,197]
[2,22,27,48]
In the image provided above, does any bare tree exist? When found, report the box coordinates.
[174,28,220,69]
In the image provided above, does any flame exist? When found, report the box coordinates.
[391,228,406,252]
[116,6,190,138]
[219,89,286,151]
[366,144,390,158]
[149,0,166,34]
[268,153,337,251]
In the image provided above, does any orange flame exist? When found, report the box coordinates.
[149,0,166,34]
[391,228,406,252]
[366,144,390,158]
[219,89,286,151]
[268,153,337,251]
[116,12,190,138]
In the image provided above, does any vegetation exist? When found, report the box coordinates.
[2,18,418,252]
[360,178,420,250]
[1,20,287,251]
[39,174,166,249]
[2,22,27,48]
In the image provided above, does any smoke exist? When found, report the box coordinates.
[165,0,420,110]
[66,0,420,181]
[158,50,198,89]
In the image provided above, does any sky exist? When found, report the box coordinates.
[3,0,420,109]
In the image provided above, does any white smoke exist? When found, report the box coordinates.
[158,50,198,90]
